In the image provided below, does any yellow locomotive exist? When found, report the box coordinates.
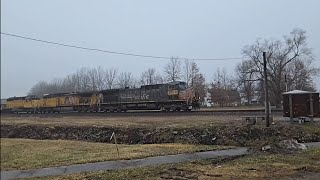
[5,92,101,113]
[6,96,40,113]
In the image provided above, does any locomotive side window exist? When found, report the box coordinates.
[168,84,179,90]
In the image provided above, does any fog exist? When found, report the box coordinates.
[1,0,320,98]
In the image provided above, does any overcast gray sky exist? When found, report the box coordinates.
[1,0,320,98]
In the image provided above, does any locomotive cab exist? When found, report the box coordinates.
[167,81,200,110]
[167,81,186,100]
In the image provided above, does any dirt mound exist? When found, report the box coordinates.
[261,139,308,153]
[1,124,320,146]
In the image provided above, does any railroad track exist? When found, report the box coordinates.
[1,109,283,117]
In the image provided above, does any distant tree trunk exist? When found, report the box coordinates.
[105,68,118,89]
[140,68,162,85]
[117,72,135,88]
[164,57,181,82]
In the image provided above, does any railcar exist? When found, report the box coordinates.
[100,81,199,112]
[6,96,39,113]
[3,81,200,113]
[39,93,68,113]
[73,91,102,112]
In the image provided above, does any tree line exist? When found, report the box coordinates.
[29,58,207,100]
[29,29,319,107]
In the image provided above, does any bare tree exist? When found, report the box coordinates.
[140,68,163,85]
[86,66,106,91]
[285,59,318,91]
[183,59,192,87]
[209,68,239,106]
[193,73,207,102]
[75,67,91,92]
[49,78,63,93]
[95,66,106,90]
[60,74,76,93]
[241,28,317,106]
[88,68,98,91]
[190,62,200,87]
[29,81,50,97]
[29,78,65,97]
[105,68,118,89]
[235,61,257,105]
[117,72,135,88]
[164,57,181,82]
[185,62,207,101]
[29,67,114,95]
[140,68,156,85]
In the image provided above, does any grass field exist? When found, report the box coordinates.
[0,138,230,171]
[32,148,320,180]
[1,114,287,128]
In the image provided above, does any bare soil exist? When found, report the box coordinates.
[1,115,319,147]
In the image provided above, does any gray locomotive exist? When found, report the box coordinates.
[100,81,200,112]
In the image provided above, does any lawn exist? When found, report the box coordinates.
[33,148,320,180]
[1,138,230,171]
[1,113,298,129]
[0,115,243,128]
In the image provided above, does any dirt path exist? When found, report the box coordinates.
[1,147,249,180]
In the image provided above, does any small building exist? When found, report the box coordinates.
[282,90,319,121]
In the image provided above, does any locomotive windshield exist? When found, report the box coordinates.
[178,82,186,90]
[168,82,186,90]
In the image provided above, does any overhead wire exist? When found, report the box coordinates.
[1,32,245,61]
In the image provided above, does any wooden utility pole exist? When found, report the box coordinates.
[263,52,270,127]
[285,74,288,92]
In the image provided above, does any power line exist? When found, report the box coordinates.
[1,32,244,61]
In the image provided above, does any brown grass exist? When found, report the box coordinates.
[1,138,230,171]
[0,115,291,129]
[32,148,320,180]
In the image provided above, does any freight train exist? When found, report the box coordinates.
[2,81,200,113]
